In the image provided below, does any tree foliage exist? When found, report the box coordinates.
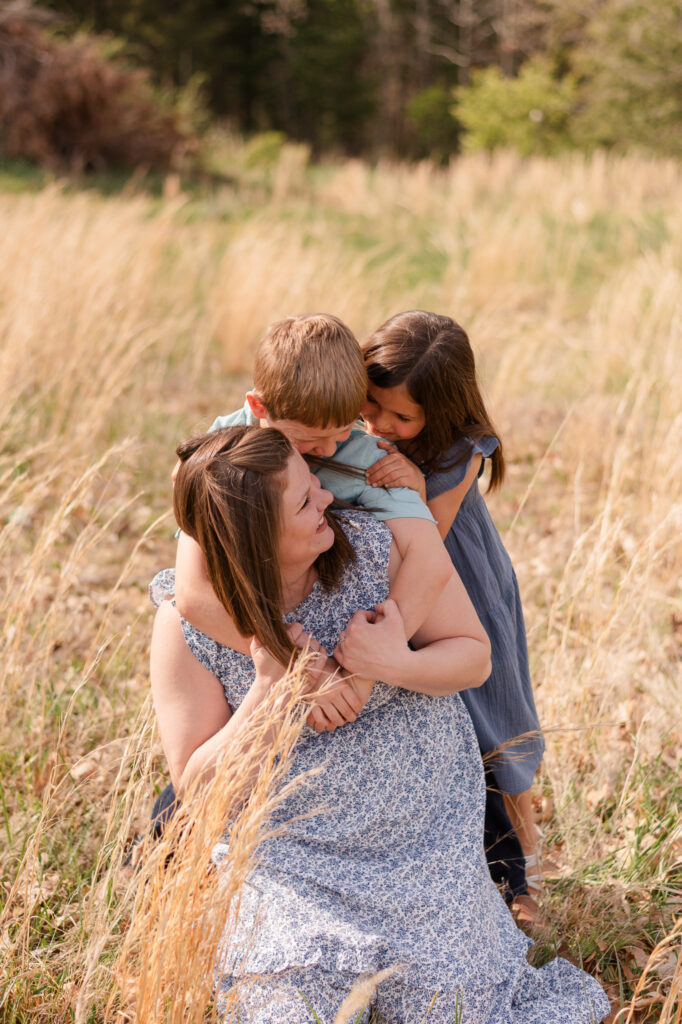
[0,2,197,171]
[570,0,682,155]
[6,0,682,162]
[455,59,578,155]
[406,84,460,161]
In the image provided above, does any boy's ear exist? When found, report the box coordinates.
[246,391,269,422]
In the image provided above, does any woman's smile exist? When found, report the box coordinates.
[278,451,335,573]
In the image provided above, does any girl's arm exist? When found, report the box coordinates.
[426,454,481,540]
[334,542,491,694]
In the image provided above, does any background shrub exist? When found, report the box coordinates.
[0,3,197,172]
[454,59,578,156]
[406,84,460,162]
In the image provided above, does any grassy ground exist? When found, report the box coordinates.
[0,144,680,1022]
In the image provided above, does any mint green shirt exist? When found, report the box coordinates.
[210,402,434,523]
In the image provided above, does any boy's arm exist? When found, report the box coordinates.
[384,517,453,639]
[172,403,251,641]
[174,532,237,644]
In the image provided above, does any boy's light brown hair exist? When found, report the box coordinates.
[253,314,367,428]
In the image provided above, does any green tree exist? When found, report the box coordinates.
[570,0,682,155]
[454,57,577,154]
[406,83,460,160]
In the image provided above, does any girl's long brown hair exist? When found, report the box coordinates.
[363,310,505,489]
[173,426,355,665]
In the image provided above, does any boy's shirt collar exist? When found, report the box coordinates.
[210,399,434,523]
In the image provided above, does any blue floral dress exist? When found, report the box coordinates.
[151,512,609,1024]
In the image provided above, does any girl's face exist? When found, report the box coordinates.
[277,451,335,571]
[361,382,425,444]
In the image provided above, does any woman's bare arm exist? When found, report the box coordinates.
[151,600,305,795]
[333,541,491,694]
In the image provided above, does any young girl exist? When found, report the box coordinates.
[344,309,545,919]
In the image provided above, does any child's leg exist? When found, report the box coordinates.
[484,769,527,902]
[151,782,178,838]
[503,789,539,860]
[503,788,543,920]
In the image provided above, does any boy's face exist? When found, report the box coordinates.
[266,417,355,457]
[246,392,355,456]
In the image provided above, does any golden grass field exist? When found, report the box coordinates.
[0,145,680,1022]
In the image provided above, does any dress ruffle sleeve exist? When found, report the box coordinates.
[149,568,176,608]
[425,436,499,502]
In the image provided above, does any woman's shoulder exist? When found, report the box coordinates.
[149,568,176,608]
[335,509,393,568]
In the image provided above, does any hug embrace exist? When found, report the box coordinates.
[149,313,611,1022]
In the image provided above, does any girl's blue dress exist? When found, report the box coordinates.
[426,439,544,793]
[151,512,607,1024]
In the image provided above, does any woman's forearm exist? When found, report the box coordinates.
[334,591,491,697]
[179,680,282,797]
[387,637,491,696]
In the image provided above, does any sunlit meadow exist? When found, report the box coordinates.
[0,145,680,1022]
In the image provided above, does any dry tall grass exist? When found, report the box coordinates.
[0,147,680,1022]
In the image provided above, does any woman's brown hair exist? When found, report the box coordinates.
[173,426,355,665]
[363,310,505,490]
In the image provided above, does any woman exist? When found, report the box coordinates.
[150,425,610,1024]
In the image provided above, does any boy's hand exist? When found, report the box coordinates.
[365,441,426,501]
[288,623,363,732]
[334,600,410,683]
[250,636,288,692]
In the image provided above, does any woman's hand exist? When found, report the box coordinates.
[288,623,364,733]
[333,599,410,684]
[365,441,426,501]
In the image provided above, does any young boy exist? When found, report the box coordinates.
[158,313,454,749]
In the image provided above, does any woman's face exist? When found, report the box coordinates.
[361,381,425,444]
[277,451,335,571]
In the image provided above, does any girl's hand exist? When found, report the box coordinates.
[365,442,426,501]
[288,623,363,732]
[333,600,410,683]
